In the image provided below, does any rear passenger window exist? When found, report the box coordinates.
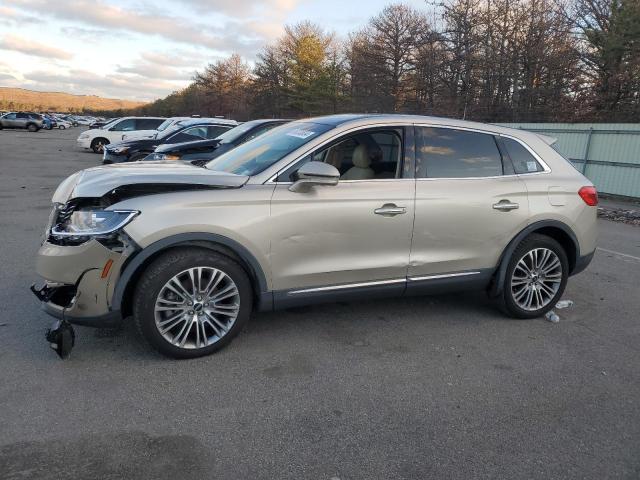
[502,137,544,174]
[136,118,164,130]
[416,127,503,178]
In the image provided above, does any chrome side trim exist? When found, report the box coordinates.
[288,278,406,295]
[288,271,483,295]
[408,271,481,282]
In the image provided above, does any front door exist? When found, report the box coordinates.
[269,127,415,299]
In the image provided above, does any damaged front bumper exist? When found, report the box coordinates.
[33,239,135,327]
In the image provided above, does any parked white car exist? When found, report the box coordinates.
[122,117,237,141]
[56,119,72,129]
[76,117,166,153]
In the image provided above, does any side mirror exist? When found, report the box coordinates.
[289,161,340,193]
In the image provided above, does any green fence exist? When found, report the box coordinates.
[499,123,640,198]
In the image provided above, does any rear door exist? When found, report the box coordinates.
[408,125,530,287]
[269,126,415,299]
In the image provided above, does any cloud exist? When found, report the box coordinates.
[0,34,73,60]
[0,5,42,25]
[21,69,184,101]
[60,26,125,43]
[5,0,275,55]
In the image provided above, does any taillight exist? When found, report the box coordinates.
[578,186,598,206]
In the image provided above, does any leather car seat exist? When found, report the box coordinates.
[341,144,374,180]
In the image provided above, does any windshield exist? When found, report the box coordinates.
[156,118,180,132]
[205,122,333,176]
[100,118,119,129]
[214,121,264,144]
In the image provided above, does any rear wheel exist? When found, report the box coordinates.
[133,248,252,359]
[91,137,108,153]
[499,233,568,319]
[59,125,66,130]
[27,123,38,132]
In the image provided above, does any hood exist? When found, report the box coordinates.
[106,136,158,150]
[52,161,249,203]
[155,138,221,154]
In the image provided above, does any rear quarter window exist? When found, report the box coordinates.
[502,137,544,174]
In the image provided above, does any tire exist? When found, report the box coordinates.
[59,125,66,130]
[91,137,108,153]
[133,248,252,359]
[27,123,38,132]
[498,233,568,319]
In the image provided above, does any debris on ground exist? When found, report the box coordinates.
[545,311,560,323]
[556,299,574,309]
[598,206,640,226]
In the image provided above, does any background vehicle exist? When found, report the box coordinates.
[34,114,597,359]
[76,116,166,153]
[122,117,237,141]
[89,118,114,129]
[56,119,72,129]
[102,119,237,163]
[0,112,44,131]
[146,119,290,165]
[41,114,57,130]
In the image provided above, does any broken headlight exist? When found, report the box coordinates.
[51,210,139,238]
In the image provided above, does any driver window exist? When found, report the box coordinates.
[278,129,403,182]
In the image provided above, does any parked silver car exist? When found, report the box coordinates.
[0,112,44,131]
[33,114,597,358]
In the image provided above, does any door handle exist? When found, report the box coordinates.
[374,203,407,216]
[493,200,519,211]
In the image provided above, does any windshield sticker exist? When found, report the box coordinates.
[527,161,538,172]
[286,128,316,139]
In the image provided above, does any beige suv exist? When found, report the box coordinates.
[33,115,598,358]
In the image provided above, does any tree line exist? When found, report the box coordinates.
[128,0,639,122]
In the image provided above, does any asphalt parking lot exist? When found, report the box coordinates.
[0,127,639,479]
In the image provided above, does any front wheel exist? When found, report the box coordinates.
[499,233,568,319]
[59,125,66,130]
[133,248,252,358]
[90,138,108,153]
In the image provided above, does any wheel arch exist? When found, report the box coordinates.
[113,233,271,317]
[489,220,580,297]
[91,136,109,146]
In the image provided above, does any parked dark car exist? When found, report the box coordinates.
[0,112,44,131]
[146,119,290,166]
[42,114,57,130]
[102,119,235,164]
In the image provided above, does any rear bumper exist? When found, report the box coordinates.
[571,250,595,276]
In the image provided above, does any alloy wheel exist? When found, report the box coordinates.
[510,247,562,311]
[154,267,240,349]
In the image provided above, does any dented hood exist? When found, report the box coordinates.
[52,161,249,203]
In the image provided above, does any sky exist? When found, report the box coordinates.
[0,0,426,102]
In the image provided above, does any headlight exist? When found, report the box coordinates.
[51,210,139,237]
[111,146,130,154]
